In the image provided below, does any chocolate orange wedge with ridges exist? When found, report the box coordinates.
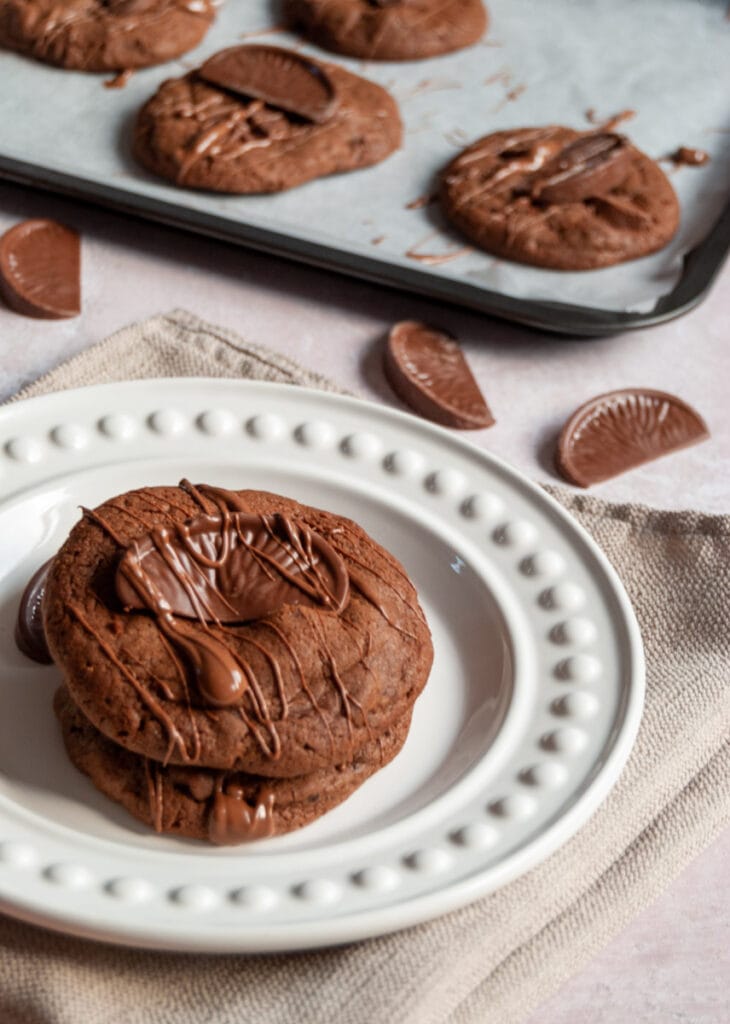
[198,45,338,124]
[384,321,494,430]
[0,219,80,319]
[556,388,709,488]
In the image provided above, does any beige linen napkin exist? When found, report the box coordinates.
[2,310,729,1024]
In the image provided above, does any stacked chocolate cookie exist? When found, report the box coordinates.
[40,483,433,844]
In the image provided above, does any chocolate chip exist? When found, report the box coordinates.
[116,512,349,623]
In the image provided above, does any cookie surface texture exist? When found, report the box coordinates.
[439,127,680,270]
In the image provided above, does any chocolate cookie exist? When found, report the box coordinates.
[439,127,680,270]
[285,0,488,61]
[55,686,411,843]
[43,483,433,777]
[0,0,216,72]
[132,45,402,193]
[384,320,494,429]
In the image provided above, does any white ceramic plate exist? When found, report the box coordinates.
[0,379,643,951]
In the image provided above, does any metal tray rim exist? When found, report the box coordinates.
[1,154,728,338]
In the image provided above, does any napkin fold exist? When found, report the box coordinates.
[2,310,728,1024]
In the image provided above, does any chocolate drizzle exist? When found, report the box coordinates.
[104,68,134,89]
[116,512,349,622]
[162,86,296,186]
[384,320,494,430]
[68,601,191,762]
[160,617,250,710]
[404,239,471,265]
[530,133,631,204]
[153,44,348,186]
[144,758,165,833]
[258,618,335,756]
[447,128,565,206]
[330,540,427,628]
[347,567,417,641]
[145,755,276,843]
[670,146,710,168]
[309,613,369,744]
[447,128,631,208]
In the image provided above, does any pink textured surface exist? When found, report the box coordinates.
[0,180,728,1021]
[524,830,730,1024]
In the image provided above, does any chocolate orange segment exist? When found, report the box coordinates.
[557,388,709,488]
[198,45,338,124]
[116,511,349,623]
[384,321,494,430]
[532,133,632,204]
[0,219,80,319]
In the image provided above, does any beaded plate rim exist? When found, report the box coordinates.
[0,379,644,951]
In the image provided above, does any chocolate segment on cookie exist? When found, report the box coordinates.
[133,46,402,193]
[285,0,488,61]
[0,0,217,71]
[439,126,680,270]
[116,512,349,622]
[115,511,350,708]
[198,45,339,124]
[43,483,432,777]
[55,685,412,843]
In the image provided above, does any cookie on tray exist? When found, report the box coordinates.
[285,0,488,61]
[439,127,680,270]
[0,0,217,71]
[55,686,412,843]
[133,45,402,192]
[42,482,433,778]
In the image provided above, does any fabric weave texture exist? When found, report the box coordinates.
[2,309,728,1024]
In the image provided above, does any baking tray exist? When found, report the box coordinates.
[1,0,728,336]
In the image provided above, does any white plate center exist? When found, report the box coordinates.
[0,460,518,854]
